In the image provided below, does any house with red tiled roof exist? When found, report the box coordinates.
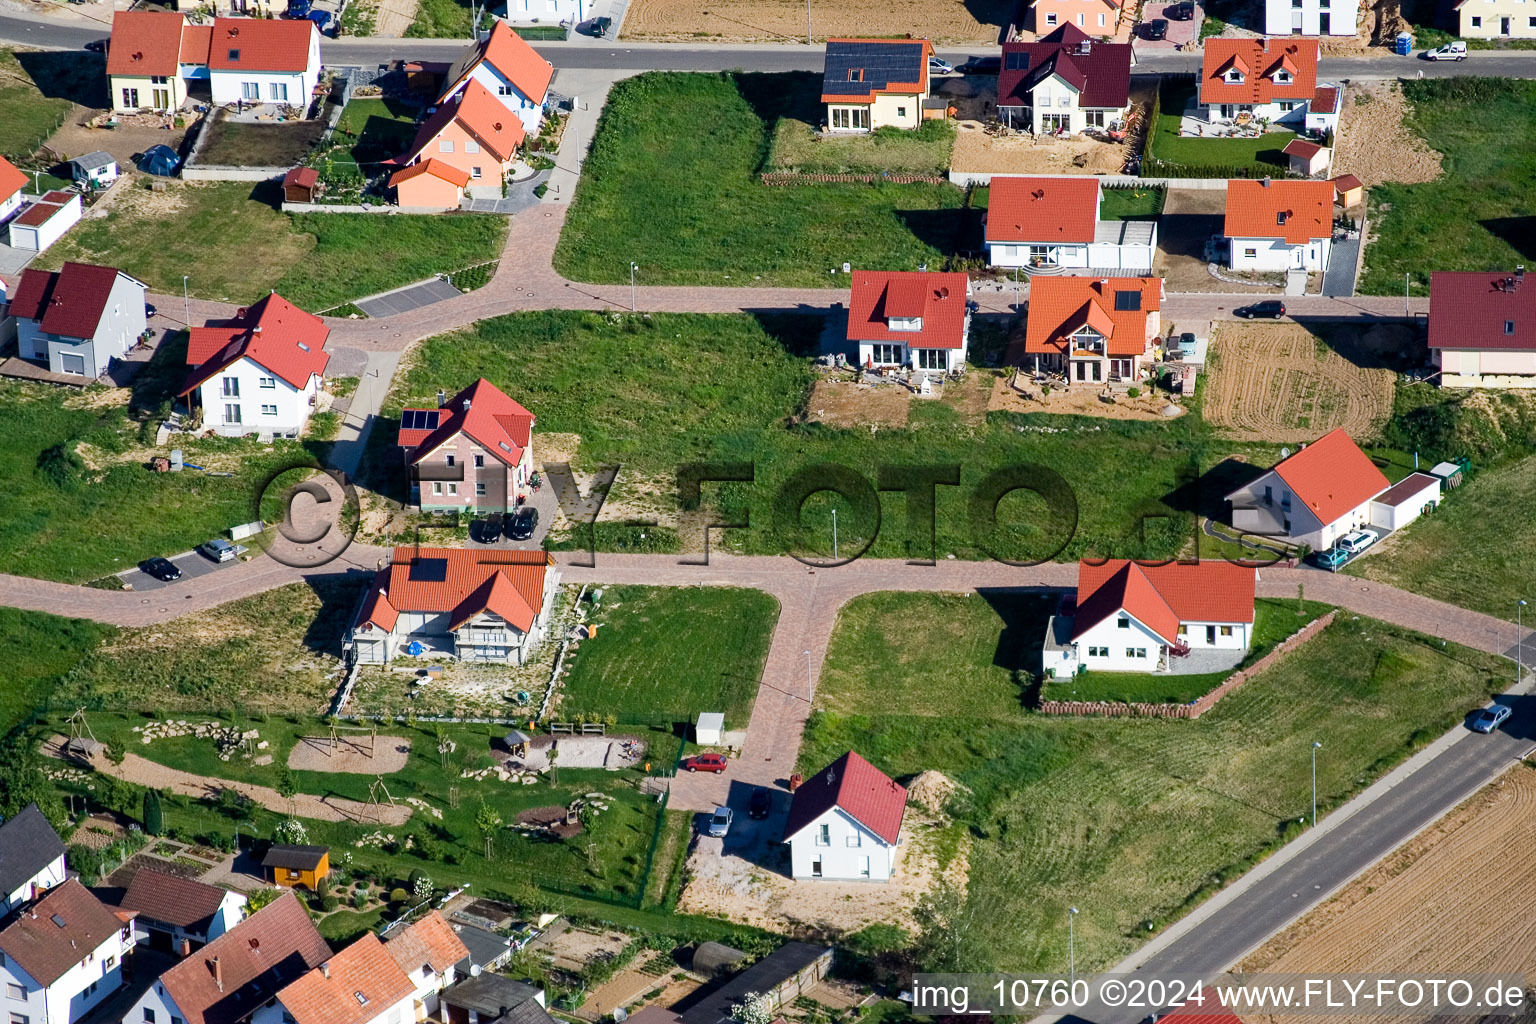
[395,79,526,203]
[784,751,907,881]
[847,270,971,374]
[383,911,469,1018]
[1046,559,1256,677]
[6,262,148,379]
[1427,269,1536,388]
[0,879,138,1024]
[439,22,553,138]
[1019,275,1162,384]
[348,547,560,665]
[984,175,1156,273]
[1198,38,1338,132]
[997,26,1132,133]
[178,292,330,438]
[110,868,248,951]
[123,891,331,1024]
[1265,0,1361,36]
[0,155,28,222]
[1224,178,1334,273]
[821,39,936,132]
[1225,428,1391,552]
[274,933,416,1024]
[106,10,192,113]
[396,378,537,513]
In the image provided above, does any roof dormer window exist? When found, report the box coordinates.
[888,315,923,331]
[1225,68,1244,83]
[1273,68,1291,82]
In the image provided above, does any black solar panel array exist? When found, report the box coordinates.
[401,408,441,431]
[822,40,925,98]
[1114,290,1142,311]
[408,557,449,582]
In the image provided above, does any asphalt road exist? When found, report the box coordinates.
[6,10,1536,79]
[1055,692,1536,1024]
[121,546,242,592]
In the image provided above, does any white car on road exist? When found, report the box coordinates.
[1424,41,1467,60]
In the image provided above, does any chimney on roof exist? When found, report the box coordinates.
[212,956,224,993]
[462,398,471,412]
[1261,176,1271,188]
[437,389,447,408]
[322,961,331,979]
[177,937,191,958]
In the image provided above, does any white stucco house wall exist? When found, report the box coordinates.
[1265,0,1360,36]
[7,263,147,379]
[206,18,321,110]
[847,270,971,374]
[0,880,136,1024]
[1198,38,1340,132]
[115,869,247,954]
[1049,559,1257,677]
[1225,178,1335,272]
[984,176,1156,272]
[1225,427,1391,552]
[439,22,554,137]
[784,751,907,882]
[383,912,468,1021]
[178,292,330,438]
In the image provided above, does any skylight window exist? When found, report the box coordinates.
[354,993,369,1006]
[227,49,240,60]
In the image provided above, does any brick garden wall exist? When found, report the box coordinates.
[760,171,949,186]
[1039,609,1339,719]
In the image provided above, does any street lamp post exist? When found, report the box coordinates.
[1519,599,1528,683]
[806,0,811,45]
[1311,740,1322,826]
[183,274,191,327]
[629,262,638,311]
[831,507,838,560]
[802,649,812,695]
[1068,906,1079,985]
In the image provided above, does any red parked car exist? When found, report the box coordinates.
[682,753,728,774]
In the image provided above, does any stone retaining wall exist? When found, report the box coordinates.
[1039,609,1338,719]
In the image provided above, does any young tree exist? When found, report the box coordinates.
[475,805,503,860]
[142,789,164,836]
[275,768,299,816]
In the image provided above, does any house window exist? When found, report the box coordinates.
[817,823,831,846]
[811,857,823,877]
[896,105,907,117]
[259,375,276,388]
[869,343,903,364]
[242,81,259,100]
[829,107,871,130]
[1530,16,1536,26]
[1076,12,1084,23]
[474,454,485,467]
[224,404,242,424]
[1244,247,1258,258]
[6,985,24,1001]
[269,82,288,102]
[82,983,98,999]
[60,352,86,376]
[498,84,514,96]
[1506,321,1516,335]
[1471,15,1481,25]
[146,1011,157,1024]
[1220,626,1233,636]
[222,376,240,397]
[439,140,454,152]
[104,955,116,970]
[846,831,862,847]
[1098,12,1106,24]
[471,166,483,179]
[1046,11,1057,23]
[432,482,443,495]
[261,404,278,417]
[151,75,169,84]
[13,1014,30,1024]
[122,87,139,107]
[475,482,486,496]
[447,483,458,496]
[1117,614,1130,628]
[445,454,456,467]
[916,348,947,371]
[1127,648,1147,659]
[465,140,480,153]
[1278,100,1297,112]
[1177,624,1188,636]
[859,856,871,878]
[1084,110,1106,127]
[1087,646,1108,658]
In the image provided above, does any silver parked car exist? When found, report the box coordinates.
[706,805,733,838]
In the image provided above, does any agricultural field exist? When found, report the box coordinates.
[1201,322,1406,442]
[1360,78,1536,295]
[554,73,968,287]
[621,0,1011,42]
[557,586,779,728]
[40,180,507,311]
[374,310,1294,564]
[803,595,1508,971]
[1241,765,1536,1024]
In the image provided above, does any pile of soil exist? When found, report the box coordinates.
[905,770,961,814]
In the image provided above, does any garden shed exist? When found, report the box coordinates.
[695,712,724,746]
[283,166,320,204]
[69,151,119,188]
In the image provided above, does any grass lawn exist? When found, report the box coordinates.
[0,50,88,162]
[804,596,1509,972]
[1346,453,1536,616]
[1358,78,1536,296]
[41,181,507,310]
[1040,597,1332,704]
[554,72,968,287]
[558,586,779,728]
[1099,185,1166,221]
[761,74,956,175]
[405,0,473,36]
[0,609,110,734]
[0,375,332,582]
[377,310,1291,562]
[327,97,421,166]
[1147,81,1296,173]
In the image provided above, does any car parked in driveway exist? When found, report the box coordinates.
[470,513,505,544]
[1235,301,1286,319]
[706,805,733,837]
[928,56,954,75]
[1315,547,1350,571]
[200,538,238,562]
[140,557,182,582]
[1167,1,1194,18]
[507,506,539,541]
[748,789,772,819]
[1142,18,1168,38]
[1337,530,1376,556]
[682,753,728,774]
[1470,705,1511,733]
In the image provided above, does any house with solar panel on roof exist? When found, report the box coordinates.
[784,752,907,881]
[984,176,1155,273]
[1019,275,1162,385]
[820,38,939,133]
[348,547,560,665]
[996,26,1132,135]
[396,379,536,513]
[178,292,330,438]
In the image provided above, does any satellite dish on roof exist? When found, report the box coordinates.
[1280,447,1292,458]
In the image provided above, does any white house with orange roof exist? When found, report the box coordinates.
[1265,0,1360,35]
[847,270,971,374]
[178,292,330,438]
[1198,38,1337,131]
[438,22,554,137]
[784,751,908,881]
[0,155,28,222]
[1225,178,1335,272]
[383,911,469,1019]
[1020,275,1163,384]
[1047,559,1256,677]
[396,378,537,513]
[1224,428,1391,552]
[984,176,1155,272]
[393,79,526,201]
[348,547,561,665]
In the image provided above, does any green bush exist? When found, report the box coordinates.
[322,895,340,912]
[389,886,408,903]
[142,789,163,836]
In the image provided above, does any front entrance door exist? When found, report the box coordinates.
[1291,245,1305,269]
[1206,625,1216,644]
[153,88,171,109]
[1501,16,1511,32]
[1319,12,1330,31]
